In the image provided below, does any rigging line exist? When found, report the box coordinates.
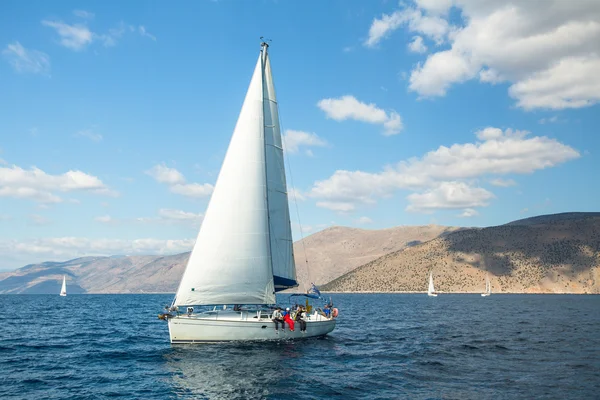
[278,110,311,293]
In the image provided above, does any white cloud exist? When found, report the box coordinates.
[282,130,327,154]
[356,216,373,224]
[0,237,195,268]
[408,36,428,53]
[42,17,155,51]
[317,95,403,135]
[42,20,93,51]
[458,208,479,218]
[73,10,94,19]
[365,7,449,48]
[364,11,405,47]
[146,164,214,198]
[397,0,600,109]
[0,158,6,165]
[138,25,156,41]
[0,165,116,203]
[309,126,579,213]
[146,164,185,185]
[490,178,516,187]
[407,182,494,213]
[74,129,102,142]
[2,42,50,75]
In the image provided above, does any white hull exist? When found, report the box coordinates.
[60,293,66,297]
[168,310,336,343]
[481,293,490,297]
[427,293,437,297]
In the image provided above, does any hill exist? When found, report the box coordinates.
[0,225,454,294]
[322,213,600,294]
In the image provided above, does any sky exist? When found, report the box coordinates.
[1,0,599,269]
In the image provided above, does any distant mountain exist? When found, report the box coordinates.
[0,225,454,294]
[322,212,600,294]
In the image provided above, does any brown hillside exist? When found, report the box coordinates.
[322,215,600,294]
[291,225,459,290]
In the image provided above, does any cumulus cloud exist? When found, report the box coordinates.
[458,208,479,218]
[408,36,428,53]
[42,20,93,51]
[309,126,579,213]
[356,216,374,224]
[146,164,213,198]
[365,7,450,48]
[406,182,494,213]
[0,164,116,203]
[42,16,156,51]
[381,0,600,109]
[282,130,328,154]
[317,95,403,135]
[2,42,50,75]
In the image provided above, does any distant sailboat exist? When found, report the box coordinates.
[60,275,67,297]
[427,272,437,297]
[481,274,491,297]
[162,42,337,343]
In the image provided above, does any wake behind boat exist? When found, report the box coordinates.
[161,42,337,343]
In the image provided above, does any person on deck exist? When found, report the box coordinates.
[272,307,284,332]
[323,304,331,318]
[294,306,307,332]
[283,307,295,331]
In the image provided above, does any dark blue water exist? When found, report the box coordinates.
[1,294,599,399]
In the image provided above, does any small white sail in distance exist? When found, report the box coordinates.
[481,273,491,297]
[427,271,437,297]
[60,275,67,296]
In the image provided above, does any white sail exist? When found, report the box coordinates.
[60,275,67,296]
[262,52,297,291]
[174,51,275,307]
[428,272,435,294]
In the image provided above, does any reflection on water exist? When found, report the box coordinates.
[164,339,338,399]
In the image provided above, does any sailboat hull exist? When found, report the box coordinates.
[168,310,336,343]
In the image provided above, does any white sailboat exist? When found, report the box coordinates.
[59,275,67,297]
[164,42,336,343]
[427,272,437,297]
[481,273,491,297]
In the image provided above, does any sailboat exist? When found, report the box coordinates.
[427,272,437,297]
[59,275,67,297]
[164,42,336,343]
[481,273,491,297]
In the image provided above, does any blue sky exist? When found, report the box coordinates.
[1,0,599,269]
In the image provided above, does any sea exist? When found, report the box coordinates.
[1,293,599,400]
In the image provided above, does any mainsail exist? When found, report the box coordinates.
[60,275,67,296]
[174,44,297,307]
[428,272,435,294]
